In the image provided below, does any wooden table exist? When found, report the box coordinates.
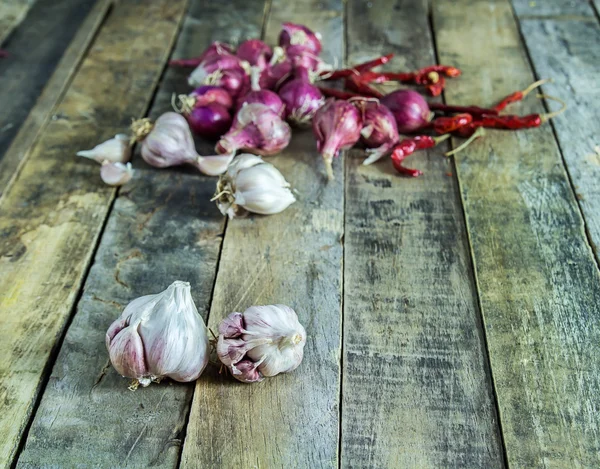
[1,0,599,467]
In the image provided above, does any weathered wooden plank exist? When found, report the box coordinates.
[16,0,265,467]
[593,0,600,17]
[0,0,37,46]
[511,0,595,17]
[0,1,189,466]
[180,1,344,467]
[341,1,504,468]
[433,0,600,467]
[0,0,112,196]
[512,10,600,261]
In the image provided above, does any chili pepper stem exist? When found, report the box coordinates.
[433,133,452,145]
[445,127,486,157]
[537,94,567,122]
[522,78,551,98]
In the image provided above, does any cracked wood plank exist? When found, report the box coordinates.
[15,0,266,467]
[180,0,345,467]
[433,0,600,466]
[511,2,600,262]
[0,0,189,466]
[0,0,112,196]
[340,1,504,468]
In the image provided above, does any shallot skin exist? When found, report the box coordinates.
[358,101,400,165]
[278,79,324,125]
[312,99,362,180]
[279,22,322,55]
[381,89,433,133]
[236,89,285,117]
[236,39,272,71]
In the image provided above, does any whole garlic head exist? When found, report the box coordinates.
[106,281,209,388]
[217,304,307,383]
[213,153,296,219]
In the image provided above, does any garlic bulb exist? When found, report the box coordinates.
[106,281,209,388]
[217,305,307,383]
[100,161,133,186]
[135,112,233,176]
[213,153,296,219]
[77,134,131,164]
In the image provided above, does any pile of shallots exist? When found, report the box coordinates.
[78,22,563,219]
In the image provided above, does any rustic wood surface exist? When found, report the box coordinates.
[14,0,252,466]
[0,0,112,196]
[1,0,599,467]
[341,1,504,467]
[435,0,600,467]
[0,0,188,466]
[513,4,600,261]
[0,0,37,46]
[180,0,345,467]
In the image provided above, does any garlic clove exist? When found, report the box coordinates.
[234,187,296,216]
[100,162,133,186]
[105,317,128,349]
[218,312,245,338]
[217,336,252,366]
[196,153,235,176]
[77,134,131,164]
[108,321,149,383]
[230,360,264,383]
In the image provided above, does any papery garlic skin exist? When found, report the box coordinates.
[100,162,133,186]
[213,153,295,219]
[77,134,131,164]
[106,281,209,387]
[216,304,307,383]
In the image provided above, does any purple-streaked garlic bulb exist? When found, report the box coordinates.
[217,304,306,383]
[106,281,209,388]
[216,103,291,156]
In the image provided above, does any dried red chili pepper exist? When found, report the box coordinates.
[493,79,550,112]
[346,75,384,99]
[357,70,416,84]
[425,75,445,97]
[391,134,450,177]
[415,65,461,78]
[321,54,394,80]
[432,113,473,134]
[429,103,498,117]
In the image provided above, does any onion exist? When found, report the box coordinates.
[312,99,362,180]
[286,45,330,82]
[185,103,232,140]
[236,90,285,117]
[258,60,293,90]
[278,79,324,125]
[357,100,400,165]
[189,85,233,109]
[188,54,247,88]
[279,22,322,55]
[381,90,433,133]
[236,39,272,71]
[216,103,291,156]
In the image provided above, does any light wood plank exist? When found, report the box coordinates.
[180,1,344,467]
[15,0,265,466]
[0,1,189,466]
[512,9,600,261]
[0,0,112,196]
[433,0,600,467]
[341,1,504,467]
[512,0,595,17]
[0,0,37,46]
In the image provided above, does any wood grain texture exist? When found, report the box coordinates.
[0,1,188,466]
[0,0,112,197]
[511,0,595,17]
[16,0,264,466]
[341,1,504,468]
[513,10,600,260]
[434,0,600,467]
[180,1,344,467]
[0,0,37,46]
